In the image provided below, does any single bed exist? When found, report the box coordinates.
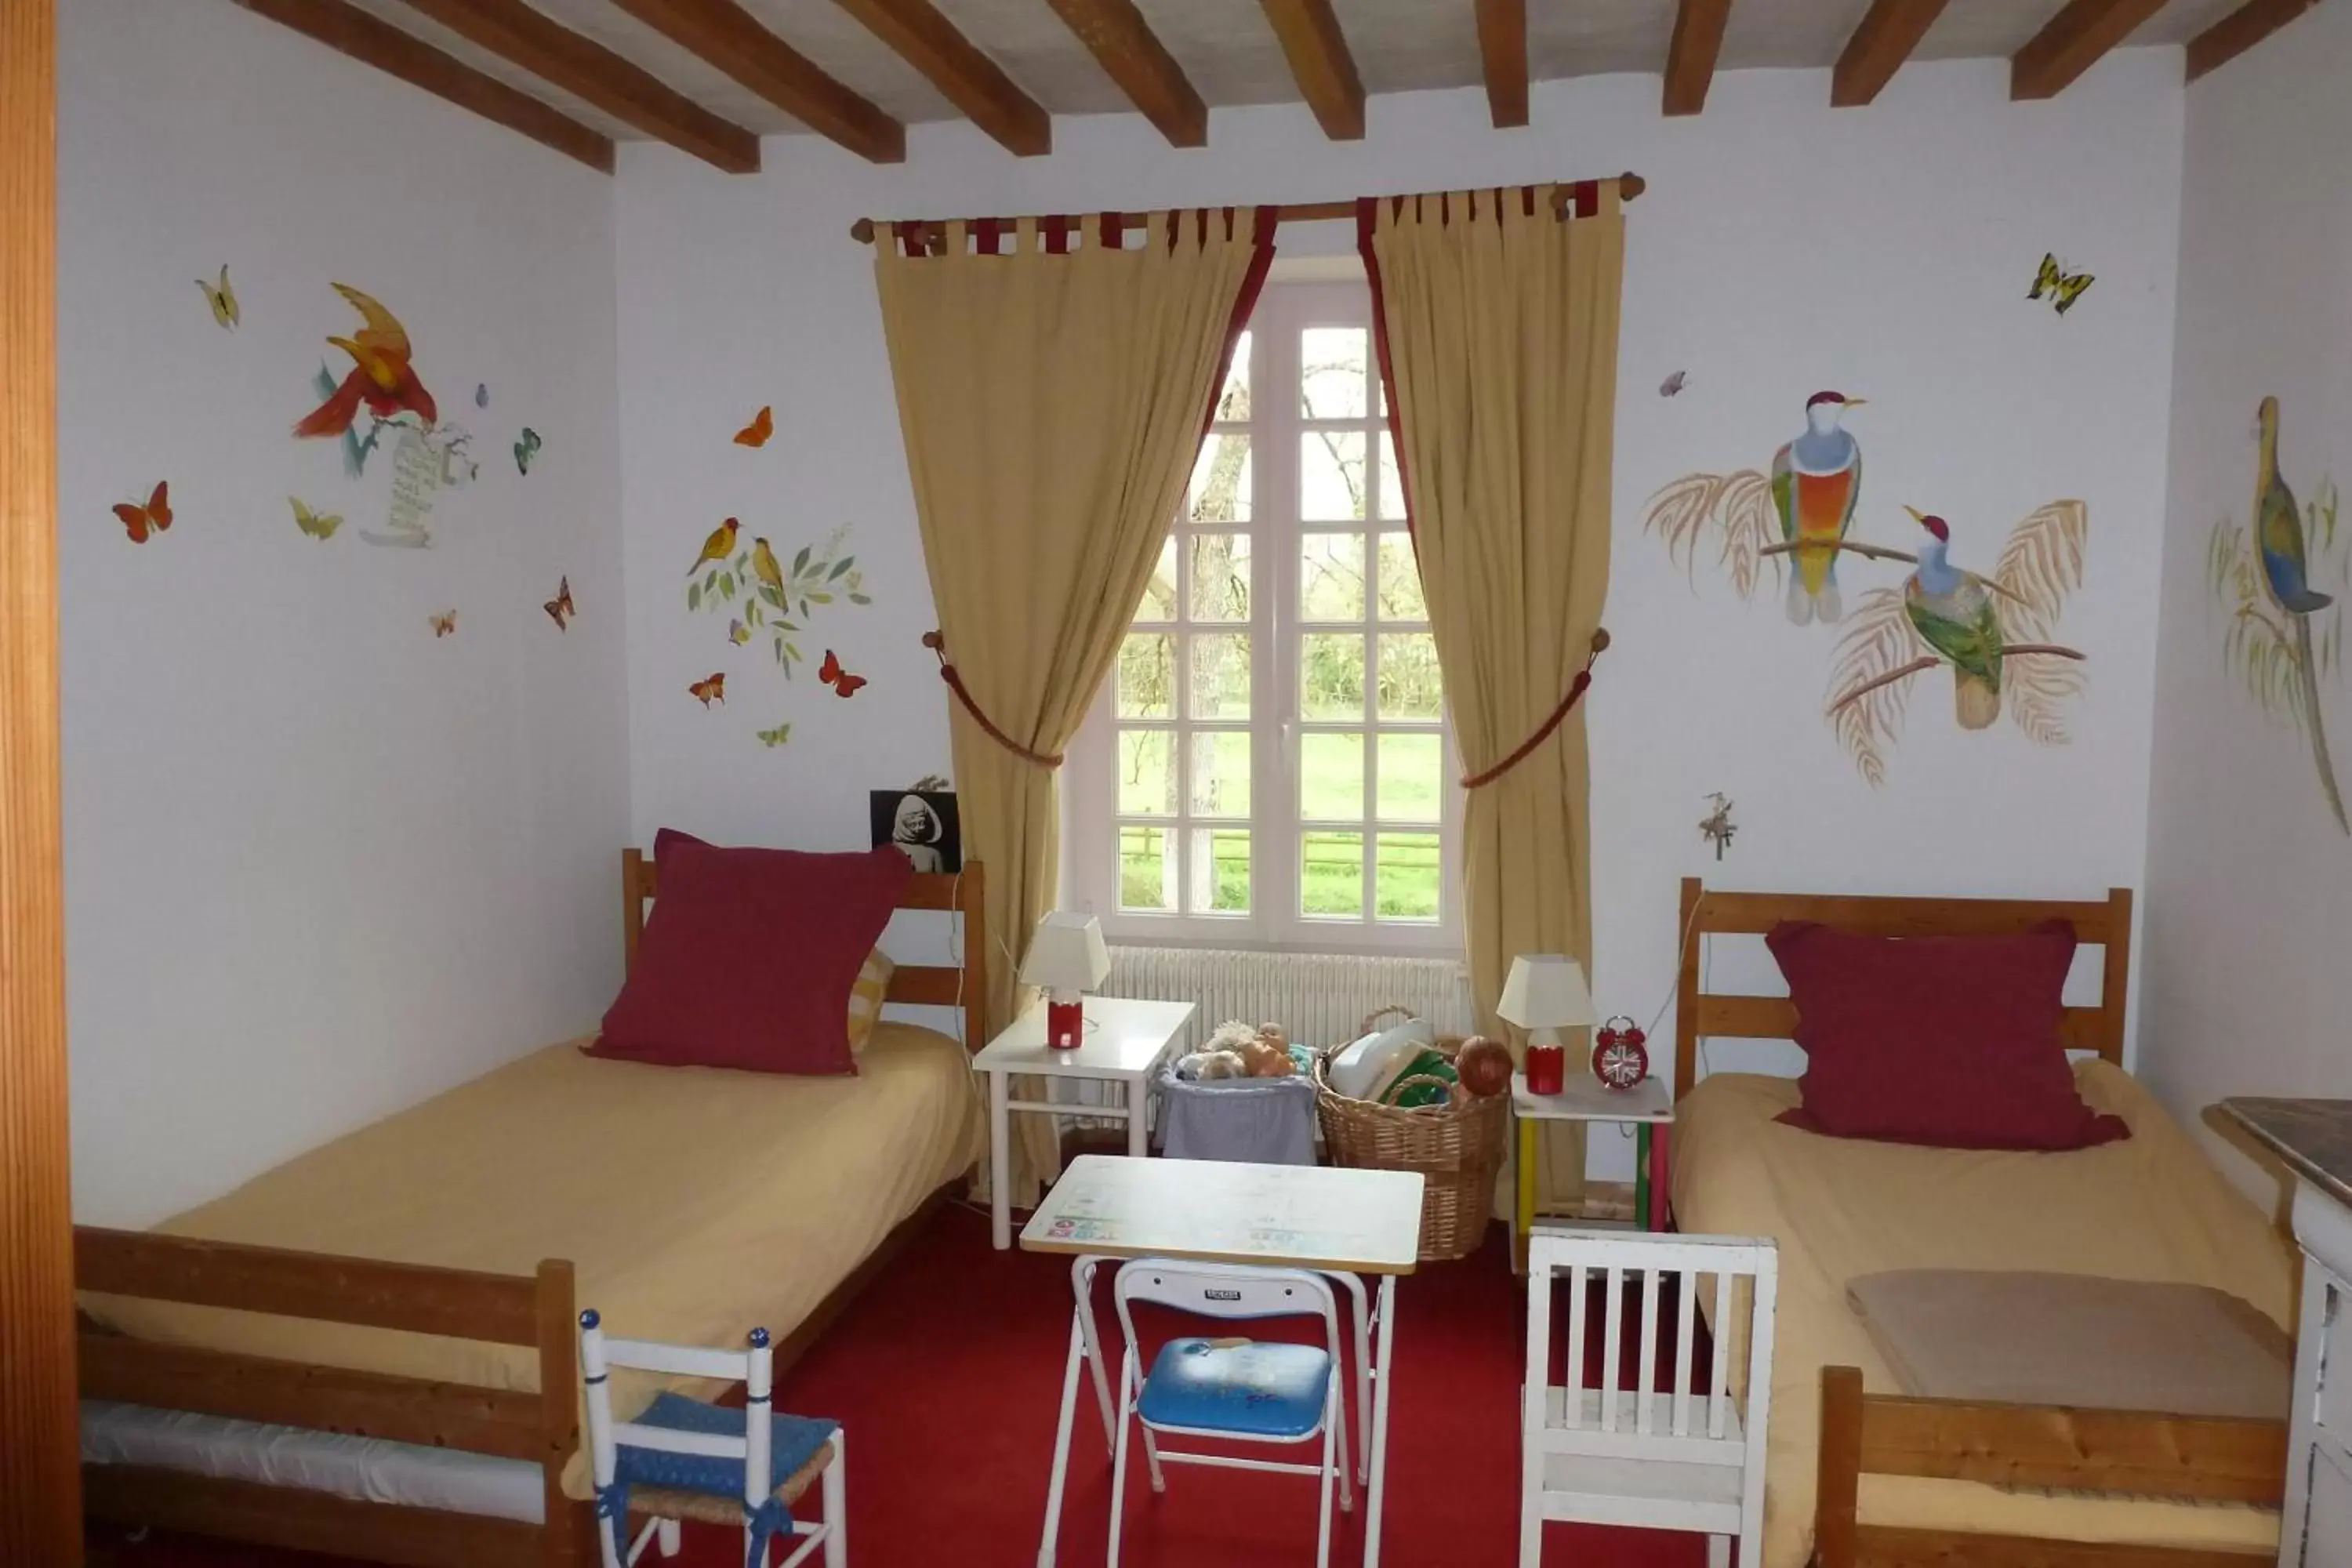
[1665,878,2292,1568]
[74,850,987,1567]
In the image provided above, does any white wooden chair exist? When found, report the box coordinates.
[579,1311,847,1568]
[1519,1228,1777,1568]
[1108,1259,1352,1568]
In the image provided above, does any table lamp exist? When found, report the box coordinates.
[1497,953,1595,1094]
[1021,912,1111,1049]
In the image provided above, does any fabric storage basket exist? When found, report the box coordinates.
[1313,1010,1508,1261]
[1157,1069,1319,1165]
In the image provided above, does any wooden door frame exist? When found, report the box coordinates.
[1,0,82,1560]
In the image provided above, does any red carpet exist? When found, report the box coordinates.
[94,1203,1706,1568]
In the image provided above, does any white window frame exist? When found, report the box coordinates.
[1065,275,1464,956]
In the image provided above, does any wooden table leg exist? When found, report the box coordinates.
[1515,1118,1537,1273]
[1647,1123,1671,1232]
[989,1069,1012,1250]
[1635,1123,1650,1232]
[1364,1273,1399,1568]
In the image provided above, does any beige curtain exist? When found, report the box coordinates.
[874,212,1268,1207]
[1366,185,1625,1216]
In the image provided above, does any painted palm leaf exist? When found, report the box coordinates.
[1716,471,1782,601]
[1644,473,1727,582]
[1824,586,1923,787]
[1992,499,2089,746]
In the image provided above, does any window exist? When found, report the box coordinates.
[1068,278,1460,951]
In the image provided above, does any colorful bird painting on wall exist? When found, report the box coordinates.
[2208,397,2348,833]
[294,285,437,440]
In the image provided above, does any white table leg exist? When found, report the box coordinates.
[1072,1256,1116,1444]
[1126,1071,1149,1159]
[1364,1273,1399,1568]
[989,1068,1012,1250]
[1037,1306,1087,1568]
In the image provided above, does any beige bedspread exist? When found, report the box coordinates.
[84,1023,978,1496]
[1671,1062,2292,1568]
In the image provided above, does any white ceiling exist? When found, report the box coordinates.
[334,0,2250,147]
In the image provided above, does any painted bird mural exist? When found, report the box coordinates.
[2253,395,2347,833]
[688,517,741,577]
[750,537,785,596]
[1771,391,1865,625]
[293,285,438,440]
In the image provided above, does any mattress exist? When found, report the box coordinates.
[1670,1061,2292,1568]
[82,1022,978,1499]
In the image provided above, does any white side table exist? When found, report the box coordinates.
[974,996,1195,1250]
[1512,1071,1675,1270]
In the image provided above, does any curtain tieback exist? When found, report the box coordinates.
[1458,629,1611,790]
[923,632,1065,768]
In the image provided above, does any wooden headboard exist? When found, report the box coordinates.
[622,849,989,1056]
[1672,877,2133,1100]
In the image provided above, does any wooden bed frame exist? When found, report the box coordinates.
[76,851,988,1566]
[1668,879,2285,1567]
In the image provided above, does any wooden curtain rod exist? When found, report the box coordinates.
[848,172,1644,245]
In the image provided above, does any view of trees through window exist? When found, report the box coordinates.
[1102,282,1451,937]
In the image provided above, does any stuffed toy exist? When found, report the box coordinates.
[1175,1048,1248,1081]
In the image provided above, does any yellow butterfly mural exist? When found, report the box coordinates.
[756,723,792,748]
[197,266,238,330]
[289,496,342,540]
[2029,252,2093,317]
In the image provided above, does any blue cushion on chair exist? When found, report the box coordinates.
[1137,1338,1332,1439]
[597,1392,838,1568]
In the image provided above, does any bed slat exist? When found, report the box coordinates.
[1857,1388,2287,1504]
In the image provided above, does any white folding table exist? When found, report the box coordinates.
[1019,1155,1425,1568]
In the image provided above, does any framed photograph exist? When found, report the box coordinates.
[871,788,960,873]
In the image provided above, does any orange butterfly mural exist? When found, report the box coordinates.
[545,575,575,632]
[429,612,457,637]
[112,481,172,543]
[734,406,775,448]
[818,649,868,698]
[689,673,727,707]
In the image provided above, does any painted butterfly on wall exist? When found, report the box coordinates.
[728,619,752,645]
[734,405,775,448]
[514,427,542,475]
[113,481,172,543]
[197,266,238,330]
[689,673,727,707]
[289,496,342,540]
[756,723,793,748]
[818,650,867,698]
[544,575,575,631]
[2029,252,2094,316]
[429,612,458,638]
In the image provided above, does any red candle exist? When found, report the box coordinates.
[1045,994,1084,1049]
[1526,1040,1566,1095]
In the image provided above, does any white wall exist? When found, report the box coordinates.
[615,54,2187,1180]
[61,0,631,1225]
[2140,4,2352,1201]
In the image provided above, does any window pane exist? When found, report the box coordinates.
[1375,833,1441,920]
[1300,327,1368,419]
[1301,830,1365,916]
[1377,632,1442,720]
[1188,729,1250,818]
[1300,432,1368,521]
[1189,434,1252,523]
[1377,431,1406,521]
[1300,533,1365,622]
[1135,535,1177,621]
[1375,537,1426,622]
[1194,827,1250,913]
[1213,331,1251,424]
[1189,534,1250,622]
[1374,731,1443,823]
[1300,730,1364,820]
[1301,633,1366,719]
[1117,728,1175,816]
[1189,633,1250,720]
[1120,824,1174,911]
[1116,633,1173,718]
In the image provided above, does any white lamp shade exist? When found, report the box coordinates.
[1020,912,1112,993]
[1496,954,1595,1030]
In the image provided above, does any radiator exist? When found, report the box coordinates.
[1098,946,1477,1053]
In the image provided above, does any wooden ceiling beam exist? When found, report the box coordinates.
[234,0,615,172]
[826,0,1051,157]
[2186,0,2321,80]
[390,0,759,172]
[1044,0,1207,148]
[1831,0,1949,107]
[1663,0,1732,116]
[605,0,903,162]
[1475,0,1530,128]
[1258,0,1367,140]
[2010,0,2169,100]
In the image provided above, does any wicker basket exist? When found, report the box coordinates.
[1313,1007,1508,1262]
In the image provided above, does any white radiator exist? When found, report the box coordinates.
[1098,946,1477,1053]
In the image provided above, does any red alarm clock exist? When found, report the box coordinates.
[1592,1015,1650,1091]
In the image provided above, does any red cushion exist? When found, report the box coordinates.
[590,830,912,1075]
[1765,919,2129,1151]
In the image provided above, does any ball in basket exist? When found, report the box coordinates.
[1453,1036,1512,1098]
